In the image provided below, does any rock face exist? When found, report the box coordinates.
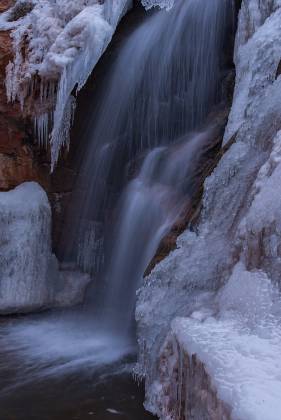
[148,330,231,420]
[0,182,52,313]
[136,1,281,419]
[0,182,91,314]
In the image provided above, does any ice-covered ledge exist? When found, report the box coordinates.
[148,325,231,420]
[0,182,91,314]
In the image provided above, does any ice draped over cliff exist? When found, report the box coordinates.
[136,1,281,419]
[0,0,132,168]
[0,0,182,168]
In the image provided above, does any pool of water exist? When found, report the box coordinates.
[0,311,156,420]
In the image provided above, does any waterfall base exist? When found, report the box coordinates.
[0,310,156,419]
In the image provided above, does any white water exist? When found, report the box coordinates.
[0,313,135,395]
[101,129,216,335]
[73,0,231,336]
[0,0,232,394]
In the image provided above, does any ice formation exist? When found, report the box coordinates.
[169,262,281,420]
[141,0,175,10]
[136,1,281,418]
[0,182,90,313]
[0,182,52,313]
[1,0,132,168]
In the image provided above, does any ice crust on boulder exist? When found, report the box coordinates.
[1,0,132,168]
[141,0,175,10]
[0,182,91,314]
[136,1,281,418]
[0,182,52,313]
[171,264,281,420]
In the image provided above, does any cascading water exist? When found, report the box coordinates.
[0,0,233,417]
[63,0,231,334]
[101,129,217,335]
[64,0,231,324]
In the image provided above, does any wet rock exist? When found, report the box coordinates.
[149,332,231,420]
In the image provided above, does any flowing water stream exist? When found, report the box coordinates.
[0,1,233,418]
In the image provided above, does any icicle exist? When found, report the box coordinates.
[77,221,105,275]
[177,343,183,420]
[34,113,50,148]
[3,0,132,168]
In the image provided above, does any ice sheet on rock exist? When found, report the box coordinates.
[235,0,281,47]
[0,182,53,313]
[136,1,281,415]
[173,316,281,420]
[224,3,281,143]
[172,264,281,420]
[1,0,132,168]
[0,182,91,314]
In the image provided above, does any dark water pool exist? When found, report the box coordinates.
[0,313,156,420]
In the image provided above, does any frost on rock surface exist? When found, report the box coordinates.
[136,1,281,418]
[0,0,132,168]
[0,182,91,314]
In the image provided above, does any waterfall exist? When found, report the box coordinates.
[0,0,235,405]
[62,0,232,336]
[101,129,217,335]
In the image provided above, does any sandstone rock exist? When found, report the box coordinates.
[0,1,15,13]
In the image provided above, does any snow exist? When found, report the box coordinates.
[136,1,281,418]
[141,0,175,10]
[0,182,91,313]
[1,0,132,168]
[173,315,281,420]
[173,263,281,420]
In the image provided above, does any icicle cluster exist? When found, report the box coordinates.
[1,0,132,168]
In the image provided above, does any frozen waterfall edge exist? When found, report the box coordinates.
[136,1,281,419]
